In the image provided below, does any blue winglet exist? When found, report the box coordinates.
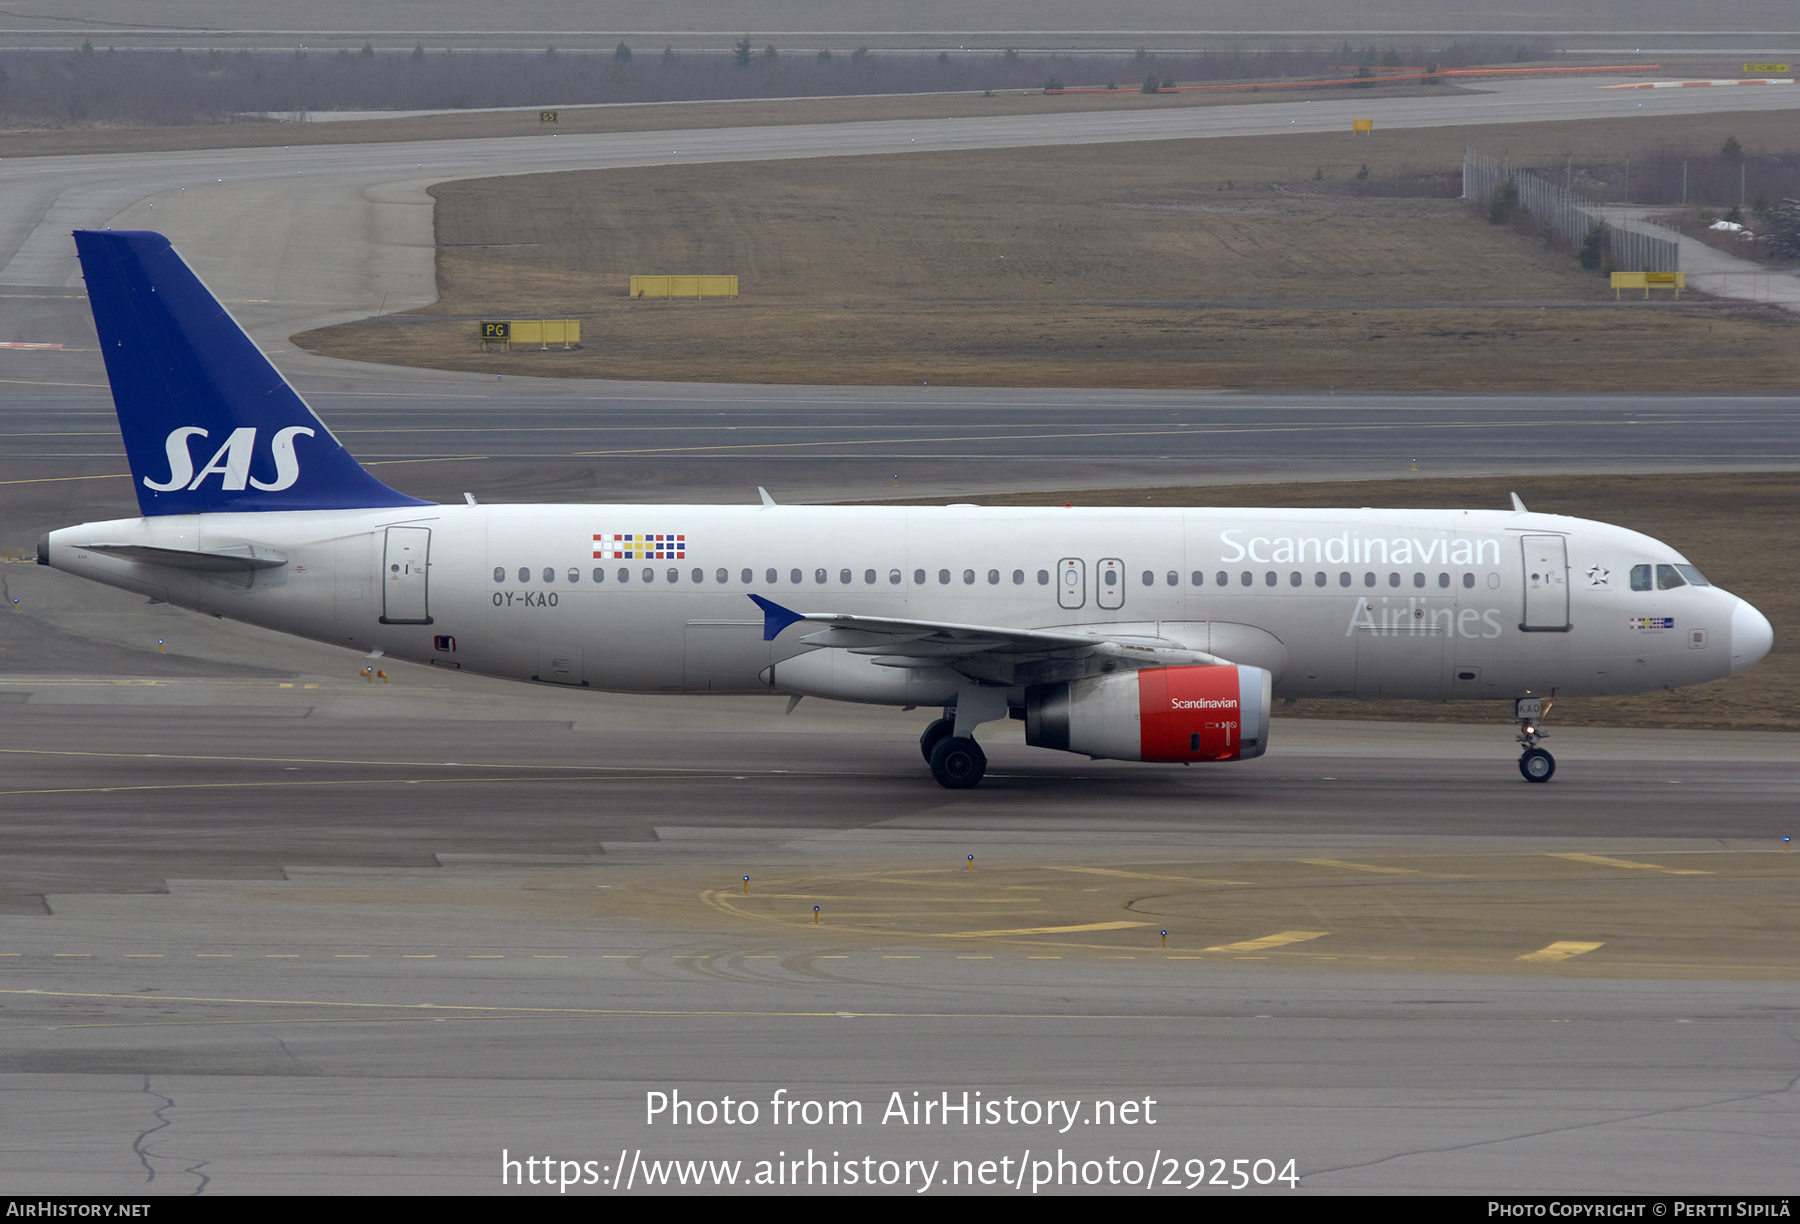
[749,594,806,641]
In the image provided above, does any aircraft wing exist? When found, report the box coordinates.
[749,594,1225,686]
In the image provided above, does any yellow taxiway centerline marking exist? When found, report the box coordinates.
[1049,866,1251,885]
[1547,853,1712,876]
[945,920,1152,938]
[1297,858,1425,875]
[1205,931,1330,953]
[1518,941,1606,962]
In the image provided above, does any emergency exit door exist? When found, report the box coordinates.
[380,526,433,624]
[1057,558,1085,609]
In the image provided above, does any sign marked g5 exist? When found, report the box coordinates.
[144,425,316,492]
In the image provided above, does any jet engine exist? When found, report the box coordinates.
[1024,664,1271,762]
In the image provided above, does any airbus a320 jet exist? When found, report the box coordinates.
[40,232,1774,787]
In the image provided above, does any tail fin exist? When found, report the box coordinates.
[74,230,432,516]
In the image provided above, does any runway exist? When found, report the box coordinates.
[2,677,1795,1193]
[4,390,1799,531]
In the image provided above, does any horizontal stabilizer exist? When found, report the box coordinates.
[79,542,288,572]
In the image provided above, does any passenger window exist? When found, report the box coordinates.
[643,568,655,583]
[1265,571,1277,587]
[839,569,851,584]
[1437,572,1449,588]
[938,569,951,585]
[1462,572,1475,589]
[1289,572,1301,587]
[916,569,927,585]
[668,568,679,583]
[717,569,729,583]
[1141,570,1154,587]
[543,567,555,583]
[1216,571,1228,586]
[1340,572,1351,587]
[988,569,1000,585]
[963,569,976,585]
[790,568,802,584]
[1037,570,1049,585]
[1240,571,1252,587]
[891,569,903,585]
[493,567,504,583]
[1166,571,1178,587]
[618,568,629,583]
[1364,573,1376,587]
[741,569,752,584]
[593,568,605,583]
[1656,564,1687,590]
[1191,571,1205,587]
[864,569,876,585]
[1631,564,1652,591]
[765,568,777,584]
[693,568,704,584]
[815,568,827,584]
[568,568,580,583]
[1388,572,1401,588]
[518,567,530,583]
[1013,570,1025,585]
[1412,572,1424,588]
[1315,572,1326,587]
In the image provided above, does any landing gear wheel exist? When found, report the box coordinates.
[928,736,987,789]
[1519,747,1555,783]
[920,717,955,763]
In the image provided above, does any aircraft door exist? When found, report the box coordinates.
[1521,535,1570,631]
[1057,558,1085,610]
[1097,557,1125,610]
[379,526,432,624]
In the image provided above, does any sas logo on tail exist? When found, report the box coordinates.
[144,426,315,492]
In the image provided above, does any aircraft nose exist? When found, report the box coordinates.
[1730,598,1773,674]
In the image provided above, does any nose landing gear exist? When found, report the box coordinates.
[1515,696,1555,783]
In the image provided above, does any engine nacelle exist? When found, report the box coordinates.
[1025,664,1271,762]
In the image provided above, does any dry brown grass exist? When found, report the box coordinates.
[871,472,1797,731]
[299,110,1800,391]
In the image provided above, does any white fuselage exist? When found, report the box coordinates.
[47,503,1760,706]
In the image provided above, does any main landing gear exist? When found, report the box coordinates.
[920,690,1006,789]
[1515,696,1555,783]
[923,715,988,787]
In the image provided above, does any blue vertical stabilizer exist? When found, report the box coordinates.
[74,229,433,516]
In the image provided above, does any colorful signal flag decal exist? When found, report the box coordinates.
[593,533,686,560]
[1629,616,1675,630]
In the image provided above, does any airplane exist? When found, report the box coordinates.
[38,231,1774,788]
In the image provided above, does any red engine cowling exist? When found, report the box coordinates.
[1024,664,1271,762]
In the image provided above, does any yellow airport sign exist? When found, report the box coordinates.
[540,110,559,123]
[631,275,740,299]
[480,319,580,349]
[1612,271,1684,298]
[1743,63,1789,73]
[1351,118,1373,134]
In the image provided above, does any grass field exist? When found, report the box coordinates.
[298,109,1800,391]
[873,472,1796,732]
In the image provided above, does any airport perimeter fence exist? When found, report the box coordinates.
[1463,149,1680,272]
